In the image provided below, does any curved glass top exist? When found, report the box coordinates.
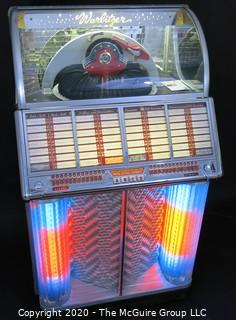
[11,7,207,105]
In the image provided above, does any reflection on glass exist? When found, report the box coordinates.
[18,9,204,103]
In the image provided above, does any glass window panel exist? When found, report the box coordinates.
[16,8,204,104]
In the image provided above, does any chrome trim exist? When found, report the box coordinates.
[164,103,174,158]
[208,98,223,177]
[23,176,211,201]
[71,110,80,167]
[118,108,129,165]
[10,5,189,12]
[9,9,26,108]
[22,112,33,177]
[23,93,205,110]
[14,111,29,198]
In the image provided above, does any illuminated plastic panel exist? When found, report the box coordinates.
[67,191,122,304]
[159,182,209,284]
[76,109,123,167]
[25,103,213,173]
[28,182,209,308]
[124,106,170,162]
[29,198,71,307]
[122,186,168,295]
[29,191,123,308]
[168,103,213,158]
[26,112,76,171]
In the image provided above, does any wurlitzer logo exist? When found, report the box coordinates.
[75,12,132,26]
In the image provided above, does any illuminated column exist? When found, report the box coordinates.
[29,198,71,307]
[159,182,209,285]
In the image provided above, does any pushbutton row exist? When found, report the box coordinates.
[113,175,144,184]
[52,175,103,186]
[149,161,199,175]
[52,170,105,179]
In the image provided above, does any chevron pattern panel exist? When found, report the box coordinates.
[122,186,166,287]
[69,191,122,291]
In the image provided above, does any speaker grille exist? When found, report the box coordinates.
[69,191,122,291]
[123,186,166,286]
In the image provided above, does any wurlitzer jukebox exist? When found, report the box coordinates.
[10,5,222,309]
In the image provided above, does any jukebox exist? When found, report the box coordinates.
[9,5,222,309]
